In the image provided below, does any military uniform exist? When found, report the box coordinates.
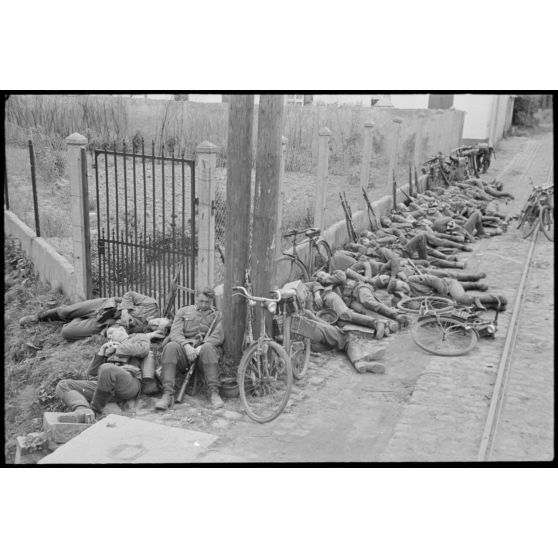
[55,333,151,418]
[159,304,224,399]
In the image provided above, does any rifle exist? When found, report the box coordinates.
[339,192,358,243]
[361,187,379,231]
[175,314,219,404]
[392,170,398,211]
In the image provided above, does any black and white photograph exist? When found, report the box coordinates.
[3,92,554,464]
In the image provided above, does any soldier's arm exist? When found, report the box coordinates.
[120,291,159,318]
[114,334,150,359]
[169,307,192,346]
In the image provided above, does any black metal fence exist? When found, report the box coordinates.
[4,140,42,236]
[93,140,196,314]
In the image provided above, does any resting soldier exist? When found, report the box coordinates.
[19,290,159,341]
[55,320,169,422]
[155,286,224,411]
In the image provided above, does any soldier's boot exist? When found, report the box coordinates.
[155,363,176,411]
[479,294,508,310]
[354,360,386,374]
[58,405,96,424]
[208,387,224,409]
[461,281,489,291]
[90,389,112,417]
[19,308,59,327]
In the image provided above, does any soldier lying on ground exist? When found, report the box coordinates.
[55,320,170,423]
[281,284,387,374]
[155,286,225,411]
[392,273,508,311]
[305,270,404,339]
[19,290,160,341]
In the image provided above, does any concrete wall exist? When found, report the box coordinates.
[5,210,81,301]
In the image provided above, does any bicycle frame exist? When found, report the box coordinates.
[281,228,331,278]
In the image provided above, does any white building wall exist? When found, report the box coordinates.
[390,94,430,109]
[453,94,493,142]
[313,94,374,106]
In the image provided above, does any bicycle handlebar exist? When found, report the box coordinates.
[283,227,321,239]
[232,286,282,304]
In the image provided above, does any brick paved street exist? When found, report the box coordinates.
[379,132,554,462]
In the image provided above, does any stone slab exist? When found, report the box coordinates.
[39,414,219,464]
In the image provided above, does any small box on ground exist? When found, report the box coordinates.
[43,412,93,445]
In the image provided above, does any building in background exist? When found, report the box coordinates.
[390,94,516,146]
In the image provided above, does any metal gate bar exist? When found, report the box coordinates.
[94,141,196,315]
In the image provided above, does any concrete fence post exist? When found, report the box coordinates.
[314,126,331,230]
[66,132,90,300]
[196,140,218,289]
[359,121,374,191]
[275,135,288,260]
[414,113,426,193]
[387,118,402,206]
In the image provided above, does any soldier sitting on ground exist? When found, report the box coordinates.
[155,286,225,411]
[55,319,170,423]
[19,290,160,341]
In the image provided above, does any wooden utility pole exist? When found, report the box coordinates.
[223,95,254,364]
[251,94,284,314]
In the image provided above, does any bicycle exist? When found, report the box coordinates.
[233,285,293,423]
[274,285,311,381]
[396,295,456,315]
[411,303,501,357]
[516,183,554,241]
[422,154,451,189]
[276,227,332,284]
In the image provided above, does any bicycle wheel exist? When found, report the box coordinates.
[519,207,539,239]
[540,206,554,241]
[283,314,311,380]
[412,316,479,356]
[397,296,455,315]
[276,255,309,285]
[311,239,332,274]
[238,340,293,423]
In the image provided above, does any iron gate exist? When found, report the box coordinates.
[93,140,196,315]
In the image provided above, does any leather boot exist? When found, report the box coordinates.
[362,347,386,361]
[354,361,386,374]
[208,387,224,409]
[90,389,112,416]
[461,282,488,291]
[374,320,385,340]
[155,363,176,410]
[59,405,95,424]
[19,308,59,327]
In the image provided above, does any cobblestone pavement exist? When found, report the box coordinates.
[106,132,553,463]
[489,188,554,461]
[379,132,554,462]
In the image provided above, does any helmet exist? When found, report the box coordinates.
[316,309,338,325]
